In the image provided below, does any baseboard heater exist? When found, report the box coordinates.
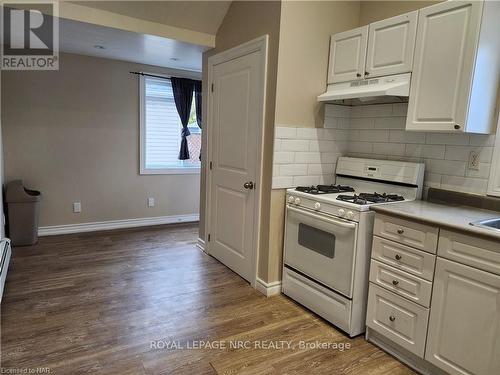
[0,239,12,303]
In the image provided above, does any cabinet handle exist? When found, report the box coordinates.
[365,71,369,76]
[397,228,405,235]
[392,280,399,286]
[454,124,461,130]
[356,73,362,77]
[395,254,402,261]
[389,315,396,322]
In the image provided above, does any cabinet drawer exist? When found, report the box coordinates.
[370,259,432,307]
[374,214,438,253]
[372,235,436,281]
[366,283,429,358]
[438,230,500,276]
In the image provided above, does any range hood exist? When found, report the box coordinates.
[318,73,411,103]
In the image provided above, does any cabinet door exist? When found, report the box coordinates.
[406,1,482,132]
[425,258,500,375]
[365,11,418,78]
[327,26,368,84]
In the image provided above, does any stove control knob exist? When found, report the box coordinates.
[346,211,354,220]
[288,196,295,204]
[294,197,301,205]
[314,202,321,211]
[338,209,346,217]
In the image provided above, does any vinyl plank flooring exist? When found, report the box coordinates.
[1,223,414,374]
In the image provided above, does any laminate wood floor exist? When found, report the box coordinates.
[1,223,414,374]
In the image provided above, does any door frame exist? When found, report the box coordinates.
[205,35,269,287]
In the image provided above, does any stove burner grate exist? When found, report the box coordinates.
[295,184,355,195]
[336,192,405,205]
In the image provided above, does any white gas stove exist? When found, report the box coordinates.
[282,157,425,337]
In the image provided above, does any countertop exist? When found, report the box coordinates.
[370,200,500,241]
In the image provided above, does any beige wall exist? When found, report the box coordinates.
[275,1,361,128]
[199,0,282,283]
[359,0,441,25]
[266,0,361,283]
[2,53,201,227]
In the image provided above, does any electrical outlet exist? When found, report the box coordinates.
[73,202,82,213]
[468,151,480,170]
[147,197,155,207]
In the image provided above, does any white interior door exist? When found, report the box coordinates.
[207,38,266,283]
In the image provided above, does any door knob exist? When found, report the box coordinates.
[243,181,254,190]
[397,228,405,235]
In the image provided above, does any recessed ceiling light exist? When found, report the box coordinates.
[170,57,179,61]
[94,45,106,50]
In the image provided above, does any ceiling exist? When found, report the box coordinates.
[60,18,207,71]
[70,1,232,35]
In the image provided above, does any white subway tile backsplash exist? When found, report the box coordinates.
[325,104,351,118]
[428,159,467,176]
[294,152,322,163]
[445,146,494,163]
[281,139,309,152]
[405,144,445,159]
[426,133,469,145]
[374,117,406,130]
[274,102,495,195]
[296,127,320,139]
[441,176,488,195]
[308,163,335,175]
[470,134,495,147]
[273,151,295,164]
[348,141,373,154]
[350,118,374,129]
[293,175,320,186]
[272,176,294,189]
[280,164,308,176]
[389,130,426,144]
[359,130,390,142]
[275,127,297,139]
[373,142,406,156]
[466,163,491,179]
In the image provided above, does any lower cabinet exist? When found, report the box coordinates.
[366,283,429,357]
[425,258,500,375]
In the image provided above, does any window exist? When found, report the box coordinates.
[140,75,201,174]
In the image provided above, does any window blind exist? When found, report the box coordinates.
[144,76,183,169]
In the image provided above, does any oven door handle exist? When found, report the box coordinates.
[287,206,357,229]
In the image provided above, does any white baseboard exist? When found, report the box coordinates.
[38,214,199,236]
[196,237,205,252]
[255,278,282,297]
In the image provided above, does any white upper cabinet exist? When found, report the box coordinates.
[327,26,368,84]
[425,258,500,375]
[406,0,500,133]
[365,11,418,78]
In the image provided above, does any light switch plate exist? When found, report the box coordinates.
[73,202,81,213]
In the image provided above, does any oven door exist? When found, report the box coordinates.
[284,205,358,298]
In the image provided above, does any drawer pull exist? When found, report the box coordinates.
[389,315,396,322]
[392,279,399,286]
[397,228,405,235]
[394,254,402,261]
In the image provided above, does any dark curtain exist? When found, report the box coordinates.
[171,77,195,160]
[193,80,202,160]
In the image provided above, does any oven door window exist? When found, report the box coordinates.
[298,223,335,259]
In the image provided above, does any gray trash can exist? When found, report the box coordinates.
[6,180,42,246]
